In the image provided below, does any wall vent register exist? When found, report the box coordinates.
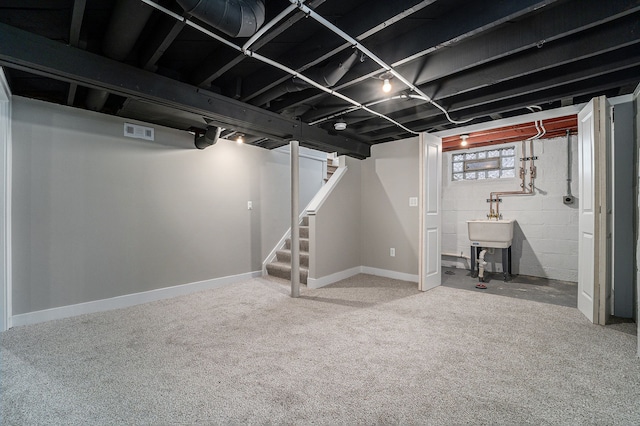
[452,146,515,181]
[124,122,154,141]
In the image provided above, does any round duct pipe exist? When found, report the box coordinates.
[176,0,266,38]
[251,49,361,107]
[86,0,154,111]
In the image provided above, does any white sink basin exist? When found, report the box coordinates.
[467,219,515,249]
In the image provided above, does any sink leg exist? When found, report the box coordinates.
[502,247,511,281]
[470,246,478,278]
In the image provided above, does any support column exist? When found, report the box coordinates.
[0,68,11,331]
[290,140,300,298]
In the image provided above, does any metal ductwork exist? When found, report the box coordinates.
[86,0,154,111]
[176,0,266,38]
[194,126,221,149]
[251,49,362,108]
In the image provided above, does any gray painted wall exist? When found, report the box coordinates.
[314,157,362,277]
[612,101,634,318]
[12,97,323,314]
[361,137,420,275]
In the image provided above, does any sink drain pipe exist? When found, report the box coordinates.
[477,249,488,281]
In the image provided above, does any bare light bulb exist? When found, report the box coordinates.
[460,134,469,147]
[382,78,392,93]
[237,135,244,144]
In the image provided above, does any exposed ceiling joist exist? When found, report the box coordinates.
[140,15,186,71]
[284,0,639,119]
[272,0,562,114]
[0,22,370,158]
[355,47,640,135]
[241,0,441,103]
[0,0,636,153]
[366,71,639,142]
[441,115,578,151]
[191,0,328,88]
[304,16,640,125]
[66,0,86,106]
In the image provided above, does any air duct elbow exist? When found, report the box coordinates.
[318,49,360,87]
[195,126,221,149]
[177,0,266,38]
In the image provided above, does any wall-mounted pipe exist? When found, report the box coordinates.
[488,119,545,219]
[564,129,575,205]
[176,0,266,38]
[442,252,471,260]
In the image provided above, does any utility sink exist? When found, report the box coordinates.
[467,219,515,249]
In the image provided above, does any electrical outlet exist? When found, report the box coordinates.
[247,201,253,210]
[390,248,395,257]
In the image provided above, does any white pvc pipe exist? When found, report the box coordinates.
[252,52,419,135]
[290,0,475,125]
[442,252,470,260]
[478,249,487,280]
[140,0,420,136]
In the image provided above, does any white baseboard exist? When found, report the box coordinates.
[11,271,262,328]
[306,266,362,289]
[307,266,418,289]
[360,266,419,283]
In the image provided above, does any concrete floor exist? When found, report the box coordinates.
[441,266,578,308]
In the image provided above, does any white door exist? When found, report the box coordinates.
[419,133,442,291]
[577,96,610,324]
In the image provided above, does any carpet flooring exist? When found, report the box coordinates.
[1,274,639,425]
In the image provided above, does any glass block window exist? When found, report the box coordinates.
[451,146,516,182]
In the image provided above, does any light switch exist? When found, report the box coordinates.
[247,201,253,210]
[409,197,418,207]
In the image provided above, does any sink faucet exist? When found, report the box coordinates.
[486,209,499,220]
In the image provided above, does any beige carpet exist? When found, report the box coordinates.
[1,274,639,425]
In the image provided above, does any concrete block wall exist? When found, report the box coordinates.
[442,136,579,282]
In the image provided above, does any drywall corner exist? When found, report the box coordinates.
[313,157,362,278]
[360,137,420,276]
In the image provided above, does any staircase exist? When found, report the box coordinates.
[265,216,309,284]
[265,155,338,284]
[325,163,338,182]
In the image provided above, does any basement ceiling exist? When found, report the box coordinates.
[0,0,638,158]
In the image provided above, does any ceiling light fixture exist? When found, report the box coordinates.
[236,134,244,144]
[334,119,347,131]
[460,134,469,147]
[382,78,392,93]
[377,71,394,94]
